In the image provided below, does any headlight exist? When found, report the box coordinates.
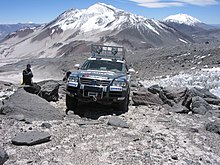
[112,79,127,87]
[68,76,78,82]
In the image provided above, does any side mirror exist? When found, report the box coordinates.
[74,64,80,70]
[128,68,135,74]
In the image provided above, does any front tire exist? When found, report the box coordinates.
[118,95,129,112]
[66,94,78,114]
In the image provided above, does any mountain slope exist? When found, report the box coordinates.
[0,3,193,59]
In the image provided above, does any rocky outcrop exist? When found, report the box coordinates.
[0,88,64,121]
[132,84,220,117]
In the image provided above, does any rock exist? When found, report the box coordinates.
[162,86,187,103]
[130,81,138,88]
[107,116,129,128]
[76,120,101,126]
[205,120,220,134]
[0,149,9,165]
[182,87,219,110]
[189,128,199,133]
[204,98,220,105]
[169,103,189,113]
[190,87,219,99]
[41,123,52,129]
[191,96,212,115]
[23,83,41,95]
[0,101,3,111]
[141,126,152,133]
[171,155,178,160]
[148,84,162,94]
[181,88,193,109]
[12,131,51,146]
[132,90,163,106]
[159,91,174,107]
[9,114,25,121]
[37,80,60,102]
[1,88,64,121]
[206,110,220,118]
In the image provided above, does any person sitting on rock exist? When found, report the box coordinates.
[22,64,33,85]
[63,71,71,82]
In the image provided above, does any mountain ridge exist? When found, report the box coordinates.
[0,3,194,59]
[0,23,40,41]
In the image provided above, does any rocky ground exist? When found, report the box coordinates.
[0,80,220,165]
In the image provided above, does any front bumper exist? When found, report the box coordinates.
[66,83,128,104]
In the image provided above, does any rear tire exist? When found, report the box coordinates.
[66,94,78,114]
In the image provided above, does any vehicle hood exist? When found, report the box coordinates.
[70,70,126,81]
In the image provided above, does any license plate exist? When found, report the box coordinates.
[88,92,98,97]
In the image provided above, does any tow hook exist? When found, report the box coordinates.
[93,96,97,102]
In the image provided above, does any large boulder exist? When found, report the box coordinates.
[0,88,64,121]
[132,89,163,106]
[37,80,60,102]
[191,96,212,115]
[162,86,188,103]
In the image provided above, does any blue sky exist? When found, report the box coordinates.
[0,0,219,24]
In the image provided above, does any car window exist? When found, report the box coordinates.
[81,60,124,72]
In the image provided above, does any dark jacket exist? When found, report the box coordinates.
[23,68,33,85]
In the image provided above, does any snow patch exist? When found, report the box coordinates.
[143,67,220,97]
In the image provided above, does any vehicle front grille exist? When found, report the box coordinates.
[80,77,110,86]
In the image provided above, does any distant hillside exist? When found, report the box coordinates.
[0,23,40,41]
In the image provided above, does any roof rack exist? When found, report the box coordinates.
[91,44,125,60]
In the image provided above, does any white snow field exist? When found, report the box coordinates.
[143,67,220,97]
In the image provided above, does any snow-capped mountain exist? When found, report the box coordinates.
[163,13,220,43]
[0,3,193,59]
[164,14,201,26]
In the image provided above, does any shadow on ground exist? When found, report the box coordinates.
[66,102,125,120]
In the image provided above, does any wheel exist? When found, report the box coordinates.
[118,95,129,112]
[66,94,78,114]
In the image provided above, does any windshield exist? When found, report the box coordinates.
[81,60,126,73]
